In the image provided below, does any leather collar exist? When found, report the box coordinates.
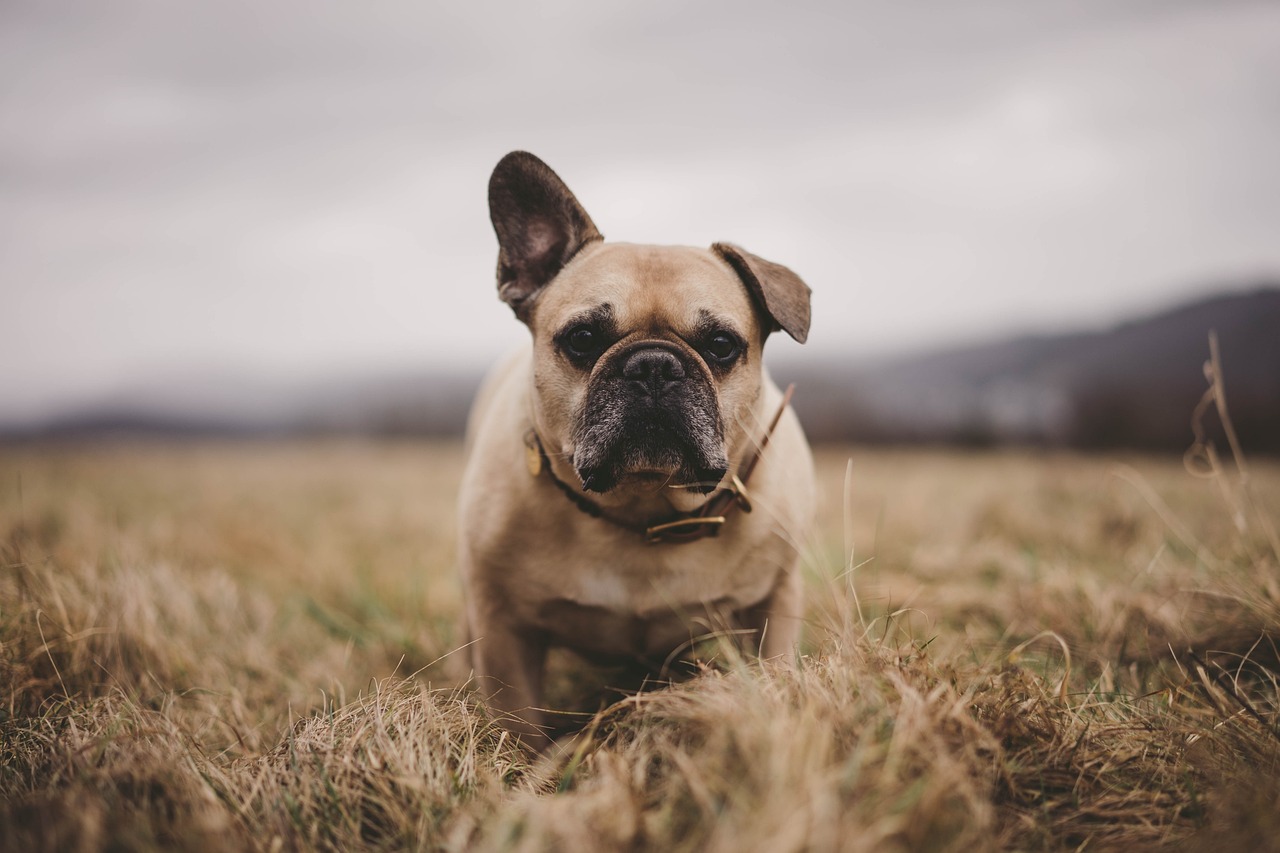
[523,385,795,545]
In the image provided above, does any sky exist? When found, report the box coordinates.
[3,0,1279,424]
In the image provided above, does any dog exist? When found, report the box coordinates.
[458,151,815,748]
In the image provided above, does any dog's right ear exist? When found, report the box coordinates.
[488,151,603,320]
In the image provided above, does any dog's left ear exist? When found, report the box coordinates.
[489,151,603,320]
[712,243,812,344]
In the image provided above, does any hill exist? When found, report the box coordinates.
[778,285,1280,451]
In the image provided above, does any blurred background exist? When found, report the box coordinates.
[3,0,1278,450]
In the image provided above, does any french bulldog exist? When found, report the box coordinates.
[457,151,815,748]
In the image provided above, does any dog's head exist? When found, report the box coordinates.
[488,151,810,496]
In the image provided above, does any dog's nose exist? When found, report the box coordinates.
[622,348,685,393]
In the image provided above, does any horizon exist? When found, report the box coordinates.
[4,282,1276,441]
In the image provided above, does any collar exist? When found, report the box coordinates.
[523,384,795,545]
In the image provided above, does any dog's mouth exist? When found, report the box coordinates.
[571,344,728,494]
[574,437,728,495]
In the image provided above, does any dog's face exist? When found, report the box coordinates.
[488,152,811,495]
[532,243,762,494]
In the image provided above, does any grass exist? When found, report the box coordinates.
[2,409,1279,848]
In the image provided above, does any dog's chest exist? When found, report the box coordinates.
[568,570,632,611]
[520,533,783,656]
[553,537,767,608]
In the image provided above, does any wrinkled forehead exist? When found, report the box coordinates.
[538,243,760,336]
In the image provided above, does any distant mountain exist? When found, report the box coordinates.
[6,368,486,440]
[776,285,1280,451]
[6,285,1279,453]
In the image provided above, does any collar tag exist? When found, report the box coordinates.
[523,430,544,477]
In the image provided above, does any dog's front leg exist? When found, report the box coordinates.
[470,617,551,750]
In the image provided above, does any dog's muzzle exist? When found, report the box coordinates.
[572,341,728,493]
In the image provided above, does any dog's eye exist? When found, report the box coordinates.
[703,333,741,365]
[565,326,602,357]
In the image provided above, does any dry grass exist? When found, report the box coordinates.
[2,413,1279,850]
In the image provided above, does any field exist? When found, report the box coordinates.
[2,434,1279,850]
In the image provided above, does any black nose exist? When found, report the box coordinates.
[622,348,685,394]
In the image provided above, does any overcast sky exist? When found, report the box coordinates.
[3,0,1279,424]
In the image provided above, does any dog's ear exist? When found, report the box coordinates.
[488,151,603,319]
[711,243,812,344]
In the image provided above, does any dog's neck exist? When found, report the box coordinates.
[524,385,794,544]
[527,433,707,523]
